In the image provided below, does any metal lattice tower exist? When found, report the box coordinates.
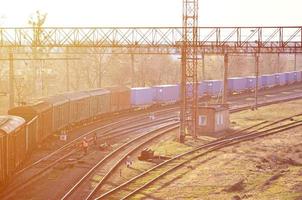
[179,0,199,142]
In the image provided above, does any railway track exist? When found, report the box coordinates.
[7,84,302,178]
[61,104,290,200]
[95,114,302,200]
[60,122,178,200]
[0,108,179,199]
[1,86,302,199]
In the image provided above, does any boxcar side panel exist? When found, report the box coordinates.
[246,76,256,90]
[15,127,26,168]
[26,117,38,152]
[0,134,6,186]
[7,134,16,176]
[198,82,206,96]
[228,78,247,93]
[42,108,53,139]
[120,89,131,110]
[101,93,111,114]
[131,88,153,106]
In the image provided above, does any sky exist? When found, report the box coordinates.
[0,0,301,27]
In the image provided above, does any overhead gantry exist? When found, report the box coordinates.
[1,26,302,141]
[0,26,301,53]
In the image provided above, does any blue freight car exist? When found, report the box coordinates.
[292,71,302,83]
[295,71,302,82]
[203,80,223,96]
[131,87,154,106]
[291,71,298,83]
[249,76,264,90]
[285,72,296,85]
[246,76,256,91]
[198,82,207,97]
[228,77,247,93]
[260,74,276,88]
[274,73,287,86]
[296,71,302,82]
[153,84,180,103]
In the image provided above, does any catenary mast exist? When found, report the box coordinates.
[179,0,199,142]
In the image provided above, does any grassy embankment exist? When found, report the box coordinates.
[123,99,302,200]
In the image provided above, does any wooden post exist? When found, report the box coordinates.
[9,52,14,109]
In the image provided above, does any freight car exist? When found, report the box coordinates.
[41,95,70,133]
[3,69,302,189]
[285,72,296,85]
[274,73,287,86]
[198,82,207,96]
[8,101,53,142]
[63,92,91,125]
[228,77,247,93]
[86,88,111,119]
[153,85,180,103]
[131,87,154,107]
[0,116,26,187]
[246,76,256,91]
[106,86,131,112]
[297,71,302,82]
[203,80,223,97]
[260,74,276,88]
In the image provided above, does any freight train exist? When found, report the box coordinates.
[134,70,302,104]
[1,70,302,187]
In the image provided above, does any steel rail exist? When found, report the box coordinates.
[60,122,178,200]
[0,108,177,199]
[97,115,302,200]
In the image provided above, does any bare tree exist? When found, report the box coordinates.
[28,10,48,97]
[14,77,29,105]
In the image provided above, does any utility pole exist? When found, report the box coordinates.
[66,47,70,91]
[277,53,280,73]
[294,53,297,71]
[223,54,229,104]
[179,0,199,142]
[201,53,205,80]
[131,53,135,87]
[41,59,45,96]
[9,52,14,109]
[140,56,146,87]
[254,53,260,110]
[98,53,102,88]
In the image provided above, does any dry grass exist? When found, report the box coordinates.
[131,99,302,200]
[230,99,302,129]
